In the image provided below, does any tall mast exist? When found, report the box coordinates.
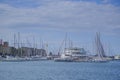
[65,33,67,49]
[18,32,20,56]
[33,36,36,56]
[14,34,16,48]
[18,32,20,49]
[13,34,16,56]
[58,38,65,55]
[20,39,23,57]
[45,42,48,56]
[95,32,105,59]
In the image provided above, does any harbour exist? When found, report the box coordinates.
[0,32,120,62]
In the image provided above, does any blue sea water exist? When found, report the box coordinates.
[0,61,120,80]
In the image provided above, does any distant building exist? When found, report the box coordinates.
[21,47,34,56]
[21,47,47,57]
[3,42,9,47]
[1,47,11,55]
[35,48,47,57]
[0,41,11,55]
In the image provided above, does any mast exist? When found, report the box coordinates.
[65,33,67,49]
[64,33,68,54]
[14,34,16,48]
[95,32,106,59]
[45,42,48,56]
[40,38,43,56]
[18,32,20,56]
[33,36,36,56]
[18,32,22,57]
[13,34,16,56]
[20,39,23,57]
[58,38,65,56]
[26,37,32,57]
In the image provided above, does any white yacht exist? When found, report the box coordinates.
[54,47,87,62]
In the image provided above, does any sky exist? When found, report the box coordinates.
[0,0,120,55]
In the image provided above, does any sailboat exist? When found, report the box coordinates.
[92,32,108,62]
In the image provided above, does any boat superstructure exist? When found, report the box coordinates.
[54,47,88,62]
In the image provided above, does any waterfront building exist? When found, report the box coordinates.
[0,42,11,56]
[21,47,47,57]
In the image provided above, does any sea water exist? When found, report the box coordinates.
[0,61,120,80]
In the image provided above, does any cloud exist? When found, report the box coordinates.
[0,0,120,34]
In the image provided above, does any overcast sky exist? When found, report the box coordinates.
[0,0,120,55]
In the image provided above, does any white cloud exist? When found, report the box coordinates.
[0,0,120,33]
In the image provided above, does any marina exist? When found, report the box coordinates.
[0,32,119,62]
